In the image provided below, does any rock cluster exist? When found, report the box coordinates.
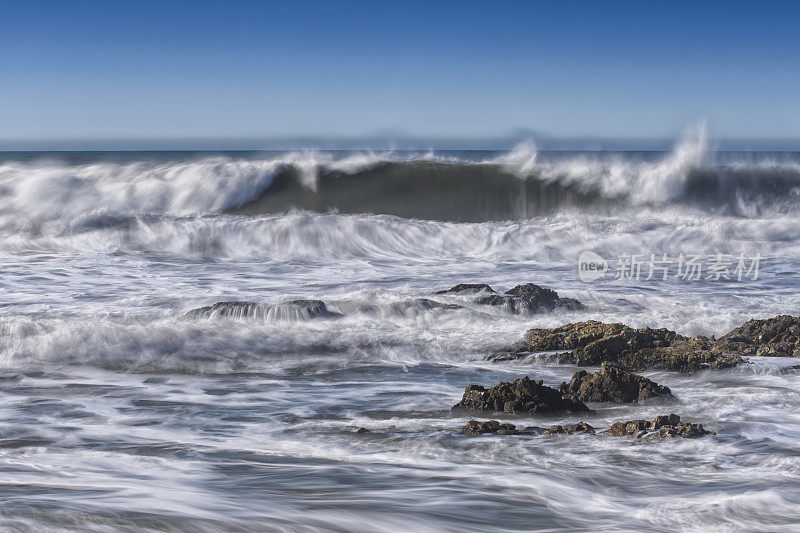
[452,376,591,414]
[603,413,713,439]
[558,362,672,404]
[463,420,519,435]
[505,320,743,372]
[436,283,584,313]
[543,422,595,435]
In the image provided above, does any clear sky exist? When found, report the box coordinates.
[1,0,799,145]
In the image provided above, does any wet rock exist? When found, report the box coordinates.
[436,284,496,295]
[543,421,595,435]
[453,376,591,415]
[463,420,519,436]
[511,321,743,373]
[602,413,713,439]
[435,282,584,313]
[277,299,343,319]
[185,299,342,320]
[558,362,672,404]
[184,301,259,319]
[389,298,463,313]
[714,315,800,357]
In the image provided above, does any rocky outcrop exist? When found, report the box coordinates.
[185,299,342,320]
[714,315,800,357]
[558,362,672,404]
[453,376,591,414]
[436,284,496,295]
[436,282,584,313]
[463,420,519,435]
[543,421,595,435]
[503,320,743,373]
[184,301,259,319]
[603,413,713,439]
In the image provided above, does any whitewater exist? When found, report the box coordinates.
[1,136,800,531]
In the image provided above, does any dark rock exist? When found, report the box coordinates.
[436,282,584,314]
[453,376,592,414]
[185,299,342,320]
[436,284,496,295]
[543,421,595,435]
[558,362,673,404]
[714,315,800,357]
[184,301,259,319]
[463,420,518,436]
[513,321,743,373]
[602,413,713,439]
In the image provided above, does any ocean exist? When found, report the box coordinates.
[1,136,800,531]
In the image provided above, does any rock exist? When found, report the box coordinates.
[463,420,518,436]
[436,284,496,295]
[714,315,800,357]
[389,298,463,313]
[453,376,591,414]
[602,413,713,439]
[511,321,743,373]
[184,301,259,319]
[185,299,342,320]
[543,422,595,435]
[355,427,369,434]
[275,299,343,319]
[435,282,584,314]
[558,362,672,404]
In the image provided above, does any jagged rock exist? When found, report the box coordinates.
[602,413,713,439]
[463,420,518,435]
[453,376,591,414]
[543,422,595,435]
[509,321,743,373]
[559,362,672,404]
[714,315,800,357]
[436,282,584,313]
[185,299,342,320]
[436,284,497,295]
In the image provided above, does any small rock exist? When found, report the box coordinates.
[453,376,592,414]
[463,420,518,436]
[436,284,497,295]
[543,422,595,435]
[602,413,713,439]
[558,362,672,404]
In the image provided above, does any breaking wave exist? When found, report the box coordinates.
[2,131,800,236]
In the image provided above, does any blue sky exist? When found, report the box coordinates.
[1,0,799,145]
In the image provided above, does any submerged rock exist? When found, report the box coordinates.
[603,413,713,439]
[462,420,519,436]
[559,362,672,404]
[453,376,591,414]
[436,282,584,313]
[507,320,743,372]
[714,315,800,357]
[543,421,595,435]
[185,299,342,320]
